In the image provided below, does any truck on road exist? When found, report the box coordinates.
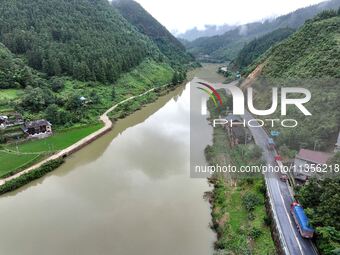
[267,138,276,150]
[290,202,315,238]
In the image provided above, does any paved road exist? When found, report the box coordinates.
[244,111,318,255]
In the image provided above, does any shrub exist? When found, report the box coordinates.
[242,193,262,212]
[249,227,263,239]
[248,212,255,221]
[0,158,64,195]
[263,215,272,226]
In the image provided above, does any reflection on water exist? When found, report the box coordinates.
[0,65,225,255]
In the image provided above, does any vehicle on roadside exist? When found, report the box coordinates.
[275,155,282,161]
[280,174,288,182]
[290,202,314,238]
[267,138,276,150]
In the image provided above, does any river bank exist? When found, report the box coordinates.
[0,62,214,188]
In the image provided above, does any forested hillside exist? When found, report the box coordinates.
[113,0,194,68]
[185,0,340,62]
[0,0,163,83]
[233,28,295,72]
[253,10,340,150]
[0,0,190,130]
[0,43,41,89]
[262,13,340,78]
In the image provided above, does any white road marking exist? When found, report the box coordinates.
[276,179,304,255]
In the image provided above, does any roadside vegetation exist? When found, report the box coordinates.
[205,90,276,255]
[297,176,340,254]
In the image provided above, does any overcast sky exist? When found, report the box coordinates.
[134,0,328,33]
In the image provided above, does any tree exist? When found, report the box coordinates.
[242,193,261,212]
[172,72,180,85]
[328,153,340,165]
[45,104,60,124]
[21,86,52,112]
[298,177,340,254]
[111,87,116,100]
[51,79,65,93]
[66,94,82,111]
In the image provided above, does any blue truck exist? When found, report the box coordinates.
[290,202,315,238]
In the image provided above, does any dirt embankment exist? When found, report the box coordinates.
[240,63,265,91]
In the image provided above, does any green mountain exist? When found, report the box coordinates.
[251,13,340,254]
[186,0,340,62]
[233,28,295,72]
[113,0,194,68]
[0,0,189,129]
[262,11,340,78]
[0,0,164,83]
[253,10,340,151]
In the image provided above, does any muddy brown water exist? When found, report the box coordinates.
[0,64,225,255]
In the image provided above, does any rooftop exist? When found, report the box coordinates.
[296,149,332,165]
[25,119,52,129]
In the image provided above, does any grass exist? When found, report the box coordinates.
[205,90,275,254]
[6,123,103,153]
[53,59,174,124]
[113,59,173,100]
[0,89,22,100]
[0,123,103,177]
[0,158,65,195]
[209,148,276,255]
[0,151,43,177]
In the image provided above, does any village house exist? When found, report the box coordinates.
[293,149,333,182]
[22,119,53,138]
[335,131,340,152]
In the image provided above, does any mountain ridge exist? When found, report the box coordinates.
[113,0,194,69]
[185,0,340,62]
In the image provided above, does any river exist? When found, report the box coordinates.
[0,64,225,255]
